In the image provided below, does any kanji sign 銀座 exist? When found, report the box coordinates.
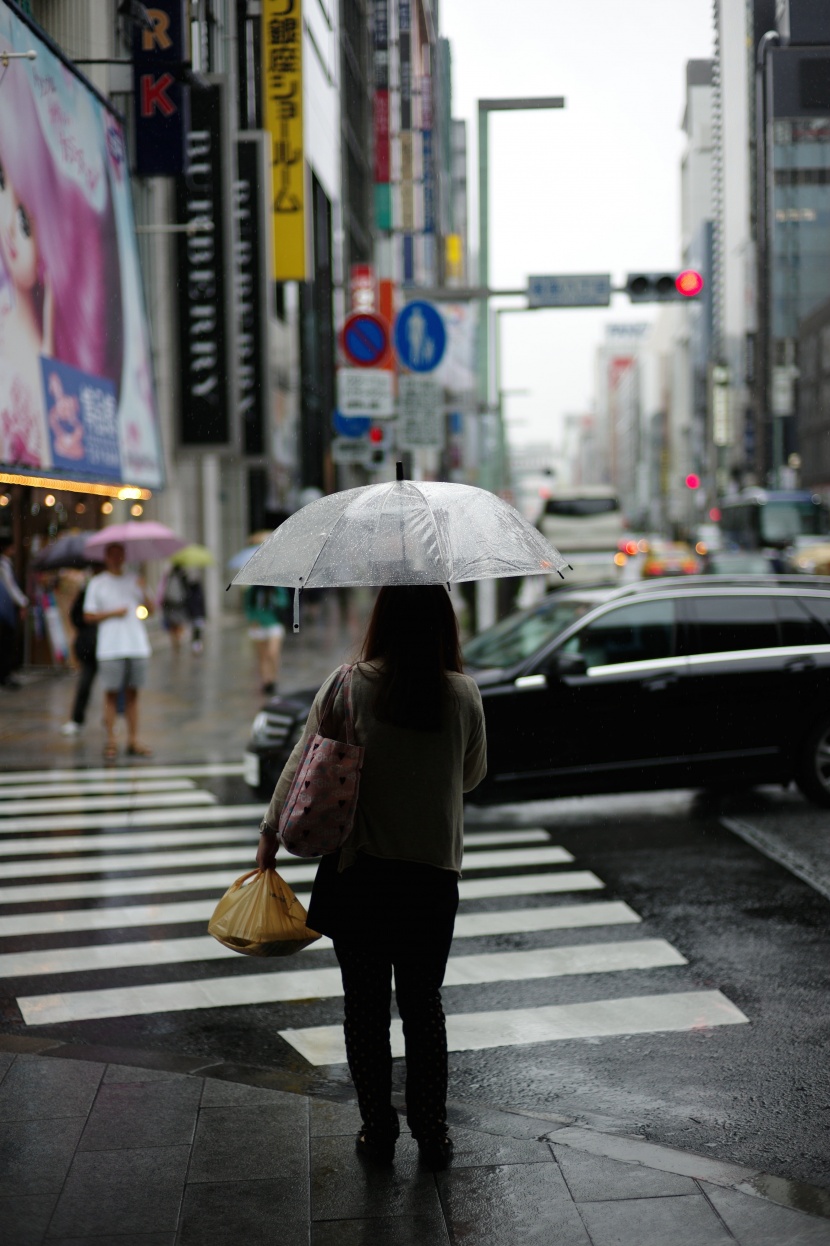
[262,0,306,280]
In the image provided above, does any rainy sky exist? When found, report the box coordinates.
[441,0,714,451]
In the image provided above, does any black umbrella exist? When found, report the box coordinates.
[32,534,105,571]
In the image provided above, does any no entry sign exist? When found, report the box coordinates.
[340,312,390,368]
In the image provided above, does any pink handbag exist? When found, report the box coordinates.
[278,665,364,857]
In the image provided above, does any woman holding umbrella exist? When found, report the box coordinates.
[257,585,487,1170]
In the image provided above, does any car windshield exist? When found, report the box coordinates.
[463,596,596,669]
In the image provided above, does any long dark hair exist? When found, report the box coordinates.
[360,585,464,731]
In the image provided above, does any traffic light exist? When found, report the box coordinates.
[625,270,704,303]
[368,424,391,467]
[684,473,701,490]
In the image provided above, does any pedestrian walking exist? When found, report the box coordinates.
[256,585,487,1169]
[185,572,206,653]
[244,584,290,693]
[82,542,154,760]
[60,570,100,736]
[158,564,190,652]
[0,531,28,689]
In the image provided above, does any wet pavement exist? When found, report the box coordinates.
[2,1038,830,1245]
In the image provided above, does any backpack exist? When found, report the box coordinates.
[163,569,188,608]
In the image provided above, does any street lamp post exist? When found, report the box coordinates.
[477,96,565,496]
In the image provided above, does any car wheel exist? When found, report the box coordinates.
[795,714,830,808]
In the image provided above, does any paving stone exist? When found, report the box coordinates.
[47,1145,190,1238]
[447,1125,556,1170]
[549,1126,757,1188]
[437,1161,588,1246]
[103,1063,194,1085]
[701,1182,830,1245]
[187,1101,308,1185]
[311,1133,440,1222]
[577,1193,736,1246]
[178,1180,306,1246]
[0,1117,86,1196]
[0,1192,58,1245]
[199,1078,301,1108]
[446,1100,572,1142]
[552,1145,699,1201]
[312,1213,450,1245]
[78,1077,201,1151]
[46,1236,175,1246]
[0,1055,103,1121]
[310,1097,363,1137]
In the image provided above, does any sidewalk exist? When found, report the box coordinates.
[1,1037,829,1246]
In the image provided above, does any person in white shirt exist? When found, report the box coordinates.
[83,542,154,760]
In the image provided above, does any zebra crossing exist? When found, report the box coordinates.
[0,766,749,1063]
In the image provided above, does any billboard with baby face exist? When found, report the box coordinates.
[0,2,164,488]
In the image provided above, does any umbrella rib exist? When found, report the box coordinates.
[299,502,354,588]
[418,487,454,582]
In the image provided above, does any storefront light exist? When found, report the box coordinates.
[0,472,152,500]
[0,494,10,507]
[101,501,114,515]
[130,503,144,517]
[43,494,56,507]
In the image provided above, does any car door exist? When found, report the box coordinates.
[478,596,687,802]
[676,591,792,784]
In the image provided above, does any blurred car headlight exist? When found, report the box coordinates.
[250,711,271,743]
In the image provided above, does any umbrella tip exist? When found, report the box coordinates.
[396,461,404,481]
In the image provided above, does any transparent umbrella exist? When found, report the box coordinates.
[232,465,569,630]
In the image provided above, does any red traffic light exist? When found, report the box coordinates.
[369,426,385,444]
[685,473,701,489]
[676,269,704,298]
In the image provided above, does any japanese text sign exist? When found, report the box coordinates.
[262,0,306,281]
[132,1,188,177]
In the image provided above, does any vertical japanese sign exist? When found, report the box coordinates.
[175,83,230,445]
[235,137,269,455]
[132,0,188,177]
[421,73,435,235]
[262,0,306,281]
[372,0,391,229]
[398,0,414,282]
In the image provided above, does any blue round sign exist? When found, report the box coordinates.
[393,301,447,373]
[340,313,389,368]
[333,412,371,437]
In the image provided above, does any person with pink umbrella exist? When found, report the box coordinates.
[82,542,155,760]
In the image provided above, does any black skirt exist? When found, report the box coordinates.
[306,849,459,953]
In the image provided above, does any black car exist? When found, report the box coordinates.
[242,576,830,809]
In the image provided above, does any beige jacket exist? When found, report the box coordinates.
[264,662,487,874]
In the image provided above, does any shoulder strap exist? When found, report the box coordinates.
[317,664,349,738]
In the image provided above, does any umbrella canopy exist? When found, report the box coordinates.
[85,521,187,563]
[232,474,569,628]
[32,533,105,571]
[170,543,215,569]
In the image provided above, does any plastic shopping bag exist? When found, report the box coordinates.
[208,868,321,957]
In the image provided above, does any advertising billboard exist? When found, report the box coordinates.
[0,2,164,489]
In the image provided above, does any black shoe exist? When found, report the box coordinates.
[417,1135,453,1171]
[355,1130,396,1165]
[261,681,276,695]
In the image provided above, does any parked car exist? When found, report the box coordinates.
[243,575,830,809]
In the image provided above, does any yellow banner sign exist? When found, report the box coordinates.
[262,0,306,280]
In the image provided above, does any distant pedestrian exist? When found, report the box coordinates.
[158,564,190,652]
[185,572,206,653]
[244,584,290,694]
[0,531,28,690]
[83,542,154,761]
[60,571,100,737]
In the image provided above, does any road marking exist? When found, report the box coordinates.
[0,791,217,817]
[0,779,197,799]
[0,764,245,784]
[0,903,642,977]
[0,826,551,858]
[721,816,830,904]
[15,940,686,1024]
[281,991,750,1065]
[0,897,635,942]
[0,868,601,906]
[463,829,550,847]
[0,804,266,834]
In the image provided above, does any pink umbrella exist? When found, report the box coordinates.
[85,521,187,562]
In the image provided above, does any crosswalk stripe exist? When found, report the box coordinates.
[0,895,634,942]
[0,791,217,817]
[0,868,602,908]
[280,991,750,1065]
[0,779,198,799]
[15,940,687,1025]
[0,764,245,784]
[0,842,572,882]
[0,826,549,859]
[0,804,266,834]
[0,903,642,977]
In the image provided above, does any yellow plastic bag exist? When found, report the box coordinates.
[208,868,321,957]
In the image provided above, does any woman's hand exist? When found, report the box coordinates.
[256,826,278,871]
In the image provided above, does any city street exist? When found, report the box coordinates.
[1,614,829,1196]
